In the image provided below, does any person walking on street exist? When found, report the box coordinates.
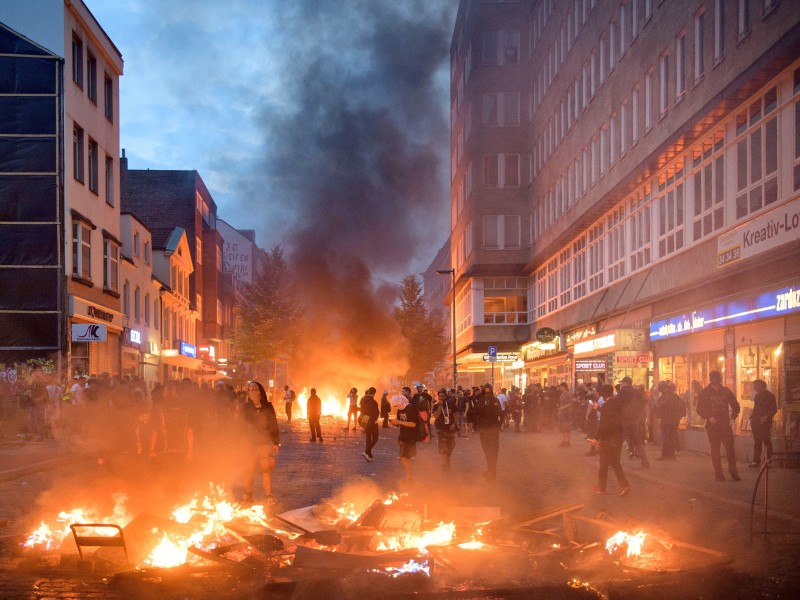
[412,385,433,441]
[592,384,631,496]
[242,381,280,504]
[432,389,458,471]
[307,388,322,442]
[474,383,503,481]
[654,382,685,460]
[619,377,650,468]
[391,392,420,482]
[283,385,296,422]
[696,370,741,481]
[749,379,777,468]
[361,387,380,461]
[345,387,359,430]
[380,390,391,428]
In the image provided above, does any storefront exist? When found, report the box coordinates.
[120,327,143,378]
[161,341,201,382]
[572,329,651,389]
[68,296,123,378]
[650,282,800,441]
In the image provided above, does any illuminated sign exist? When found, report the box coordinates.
[129,329,142,344]
[179,342,197,358]
[650,284,800,340]
[72,324,106,342]
[575,359,608,371]
[574,334,615,355]
[565,325,597,347]
[482,353,519,362]
[162,348,178,357]
[615,353,652,365]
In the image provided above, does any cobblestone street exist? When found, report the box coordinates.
[1,416,799,598]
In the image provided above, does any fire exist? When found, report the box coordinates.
[605,530,647,557]
[373,521,455,553]
[293,389,349,420]
[457,526,484,550]
[377,558,431,577]
[23,493,132,551]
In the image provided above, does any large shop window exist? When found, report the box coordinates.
[735,86,778,219]
[737,343,782,428]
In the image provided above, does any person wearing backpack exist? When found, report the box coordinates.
[432,389,458,471]
[283,385,296,422]
[474,383,503,481]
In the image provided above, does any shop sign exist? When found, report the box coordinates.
[71,324,106,342]
[162,348,178,357]
[69,296,121,329]
[482,353,518,362]
[179,342,197,358]
[717,197,800,268]
[535,327,557,343]
[575,358,607,371]
[615,353,651,365]
[650,283,800,340]
[565,325,597,347]
[122,328,142,348]
[198,345,216,360]
[574,333,615,355]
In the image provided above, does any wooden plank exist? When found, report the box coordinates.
[187,545,253,570]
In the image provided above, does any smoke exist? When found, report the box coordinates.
[250,1,454,389]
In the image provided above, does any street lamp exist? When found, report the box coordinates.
[435,268,457,391]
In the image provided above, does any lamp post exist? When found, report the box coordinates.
[435,268,457,391]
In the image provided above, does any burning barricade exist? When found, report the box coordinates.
[16,486,731,597]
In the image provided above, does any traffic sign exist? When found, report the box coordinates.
[488,345,497,357]
[482,353,519,363]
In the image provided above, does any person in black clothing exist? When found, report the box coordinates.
[749,379,777,467]
[412,385,433,441]
[361,387,380,461]
[696,370,741,481]
[619,377,650,468]
[391,393,420,482]
[242,381,280,503]
[432,389,458,471]
[592,384,631,496]
[654,382,686,460]
[380,390,391,428]
[307,388,322,442]
[474,383,503,481]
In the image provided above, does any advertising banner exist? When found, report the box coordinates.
[72,323,106,342]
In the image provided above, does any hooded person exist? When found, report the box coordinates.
[390,389,419,482]
[474,383,504,481]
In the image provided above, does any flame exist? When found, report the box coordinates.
[373,522,455,553]
[457,526,484,550]
[376,558,431,577]
[293,389,349,420]
[23,493,132,551]
[605,530,647,557]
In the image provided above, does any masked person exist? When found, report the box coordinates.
[391,389,420,482]
[361,387,380,462]
[432,389,458,471]
[592,384,631,496]
[474,383,503,481]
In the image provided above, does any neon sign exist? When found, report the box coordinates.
[650,284,800,340]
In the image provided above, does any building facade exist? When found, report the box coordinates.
[449,0,800,446]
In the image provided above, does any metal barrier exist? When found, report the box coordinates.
[749,452,800,544]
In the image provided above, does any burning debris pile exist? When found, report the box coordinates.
[15,487,731,598]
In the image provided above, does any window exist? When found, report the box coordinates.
[657,172,685,258]
[71,34,83,87]
[607,207,626,282]
[629,186,652,272]
[599,34,606,84]
[645,0,653,21]
[609,19,616,69]
[145,293,151,326]
[714,0,725,60]
[104,75,113,122]
[695,9,705,81]
[659,52,670,115]
[482,92,520,126]
[73,125,84,183]
[105,156,114,206]
[72,222,91,280]
[144,240,151,265]
[795,68,800,191]
[134,287,141,323]
[645,69,654,129]
[620,100,628,155]
[123,281,130,318]
[631,0,639,39]
[87,139,98,193]
[588,223,605,292]
[154,299,160,330]
[133,232,140,257]
[619,3,627,55]
[483,215,521,249]
[676,34,686,97]
[559,248,572,306]
[103,239,118,292]
[735,87,778,218]
[738,0,751,39]
[483,31,519,65]
[572,236,587,300]
[610,113,617,164]
[632,86,640,143]
[483,277,527,324]
[692,128,725,241]
[547,258,558,313]
[483,154,520,188]
[86,53,97,103]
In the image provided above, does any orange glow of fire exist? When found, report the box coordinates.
[23,493,132,551]
[605,530,647,557]
[373,521,455,553]
[294,389,349,420]
[457,526,484,550]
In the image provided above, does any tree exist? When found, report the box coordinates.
[233,246,298,363]
[392,274,448,382]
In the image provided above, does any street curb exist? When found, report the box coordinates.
[0,453,95,484]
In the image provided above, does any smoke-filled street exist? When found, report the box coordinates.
[1,413,799,599]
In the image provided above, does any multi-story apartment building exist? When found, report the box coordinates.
[450,0,800,447]
[120,160,226,378]
[0,1,123,378]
